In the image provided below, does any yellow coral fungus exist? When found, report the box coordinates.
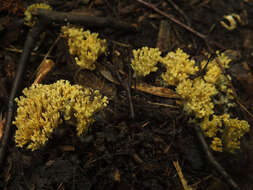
[131,47,161,77]
[61,26,107,70]
[202,52,231,84]
[203,61,222,84]
[24,3,52,27]
[200,115,223,138]
[210,137,223,152]
[221,114,250,152]
[214,51,231,69]
[176,78,218,118]
[161,48,198,86]
[200,114,250,153]
[158,48,250,153]
[201,53,235,108]
[13,80,108,151]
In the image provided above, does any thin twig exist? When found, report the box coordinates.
[128,68,135,119]
[194,126,240,190]
[136,0,206,39]
[42,35,60,63]
[166,0,192,27]
[136,0,224,49]
[205,41,253,119]
[34,9,137,32]
[3,46,53,57]
[116,71,135,120]
[33,36,60,84]
[0,20,49,166]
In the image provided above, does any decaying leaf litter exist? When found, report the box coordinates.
[0,0,253,189]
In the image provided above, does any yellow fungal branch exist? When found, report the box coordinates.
[210,137,223,152]
[61,26,107,70]
[24,3,52,27]
[161,48,198,86]
[13,80,108,151]
[201,114,250,152]
[222,114,250,152]
[131,47,161,77]
[176,78,218,119]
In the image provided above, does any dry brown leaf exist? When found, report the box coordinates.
[60,145,75,152]
[157,20,173,52]
[98,66,179,99]
[134,82,180,98]
[74,69,117,98]
[33,59,54,84]
[0,112,6,141]
[114,169,121,182]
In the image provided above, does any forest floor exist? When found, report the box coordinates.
[0,0,253,189]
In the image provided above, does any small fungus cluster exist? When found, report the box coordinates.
[131,47,161,77]
[61,26,107,70]
[16,5,108,151]
[24,3,52,27]
[176,78,218,119]
[161,48,198,86]
[131,47,250,153]
[13,80,108,151]
[200,114,249,152]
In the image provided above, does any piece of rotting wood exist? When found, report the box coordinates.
[156,20,173,52]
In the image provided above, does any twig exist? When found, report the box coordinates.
[205,41,253,119]
[33,36,60,84]
[0,20,49,166]
[194,125,240,190]
[116,71,135,120]
[3,46,53,57]
[136,0,206,39]
[34,9,137,32]
[136,0,224,49]
[166,0,192,27]
[128,68,135,119]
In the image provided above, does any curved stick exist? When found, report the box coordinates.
[0,20,49,166]
[194,126,240,190]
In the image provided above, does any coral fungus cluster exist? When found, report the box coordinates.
[61,26,107,70]
[161,49,198,86]
[131,47,161,77]
[176,78,218,119]
[131,47,250,153]
[200,114,249,152]
[13,80,108,151]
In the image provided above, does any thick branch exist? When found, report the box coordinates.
[34,9,137,32]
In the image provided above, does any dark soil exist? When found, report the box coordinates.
[0,0,253,189]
